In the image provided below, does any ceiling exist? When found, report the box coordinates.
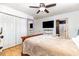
[0,3,79,19]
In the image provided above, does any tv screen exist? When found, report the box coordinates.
[43,21,54,28]
[30,23,33,28]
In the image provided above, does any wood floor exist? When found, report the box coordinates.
[0,44,22,56]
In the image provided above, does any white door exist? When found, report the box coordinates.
[0,13,27,49]
[1,14,16,49]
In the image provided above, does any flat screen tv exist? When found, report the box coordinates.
[43,21,54,28]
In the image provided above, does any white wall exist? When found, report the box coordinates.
[34,11,79,38]
[0,5,34,49]
[34,17,56,35]
[27,19,34,35]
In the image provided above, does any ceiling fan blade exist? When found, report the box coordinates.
[37,10,40,14]
[29,6,39,8]
[46,3,56,8]
[44,9,49,13]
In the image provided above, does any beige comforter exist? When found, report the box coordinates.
[23,35,79,56]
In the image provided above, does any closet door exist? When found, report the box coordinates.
[1,14,16,49]
[0,13,27,49]
[15,18,27,44]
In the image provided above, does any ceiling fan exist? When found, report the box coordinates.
[29,3,56,14]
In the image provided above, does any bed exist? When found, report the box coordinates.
[22,34,79,56]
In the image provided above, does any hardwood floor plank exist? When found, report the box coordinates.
[0,44,22,56]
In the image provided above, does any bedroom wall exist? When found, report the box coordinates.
[0,5,34,49]
[34,17,56,36]
[34,11,79,38]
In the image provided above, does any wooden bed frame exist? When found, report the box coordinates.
[21,33,43,56]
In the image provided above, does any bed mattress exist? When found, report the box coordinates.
[23,35,79,56]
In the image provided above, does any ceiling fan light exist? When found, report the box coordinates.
[39,7,45,12]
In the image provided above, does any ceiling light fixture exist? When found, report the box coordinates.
[29,3,56,14]
[39,7,45,12]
